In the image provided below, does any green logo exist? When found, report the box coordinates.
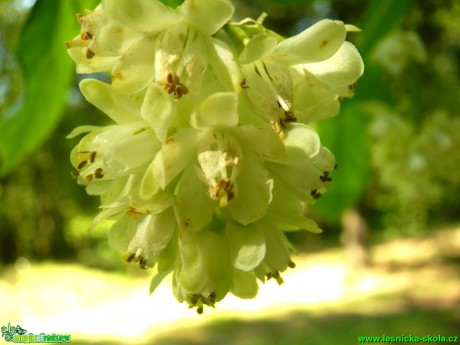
[1,323,71,343]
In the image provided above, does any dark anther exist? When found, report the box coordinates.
[320,171,332,182]
[124,252,136,263]
[85,48,95,59]
[94,168,104,179]
[311,189,321,199]
[81,32,93,40]
[139,258,148,269]
[77,160,88,170]
[284,111,297,123]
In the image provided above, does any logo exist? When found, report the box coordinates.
[1,323,71,343]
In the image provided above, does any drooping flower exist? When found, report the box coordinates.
[233,19,364,131]
[67,0,364,313]
[67,0,234,98]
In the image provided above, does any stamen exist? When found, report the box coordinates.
[266,271,284,285]
[126,207,144,219]
[284,110,297,123]
[164,84,175,94]
[273,271,284,285]
[122,251,136,263]
[163,71,189,100]
[77,160,88,170]
[186,292,216,314]
[166,71,178,85]
[310,189,321,199]
[85,48,95,59]
[320,171,332,182]
[80,31,93,40]
[112,72,123,82]
[76,151,96,170]
[209,178,234,207]
[122,250,148,269]
[65,39,90,49]
[174,84,189,100]
[76,13,85,24]
[94,168,104,179]
[270,121,285,140]
[139,257,148,269]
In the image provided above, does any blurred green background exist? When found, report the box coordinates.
[0,0,459,344]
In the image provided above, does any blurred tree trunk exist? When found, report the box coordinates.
[341,207,371,267]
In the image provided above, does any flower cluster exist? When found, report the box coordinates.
[66,0,363,313]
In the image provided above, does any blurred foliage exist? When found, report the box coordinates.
[0,0,99,175]
[152,308,459,345]
[0,0,459,264]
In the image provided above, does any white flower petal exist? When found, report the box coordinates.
[141,83,176,141]
[294,81,340,123]
[140,160,160,201]
[268,184,322,233]
[132,191,175,215]
[242,64,280,122]
[311,146,336,172]
[93,20,144,56]
[66,125,101,139]
[152,129,200,189]
[127,208,175,267]
[177,230,231,300]
[228,153,272,225]
[104,127,159,174]
[180,0,234,35]
[226,222,266,271]
[274,19,346,64]
[68,46,119,74]
[197,131,243,184]
[233,125,286,162]
[265,59,294,108]
[103,0,180,33]
[85,179,113,196]
[111,36,157,94]
[260,220,291,272]
[79,79,141,124]
[304,42,364,91]
[207,38,243,91]
[191,92,238,128]
[230,268,259,299]
[239,34,278,65]
[101,174,139,205]
[283,123,321,161]
[108,215,136,251]
[175,165,215,232]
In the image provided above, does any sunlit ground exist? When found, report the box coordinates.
[1,227,459,345]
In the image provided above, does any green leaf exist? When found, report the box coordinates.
[0,0,92,176]
[359,0,414,57]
